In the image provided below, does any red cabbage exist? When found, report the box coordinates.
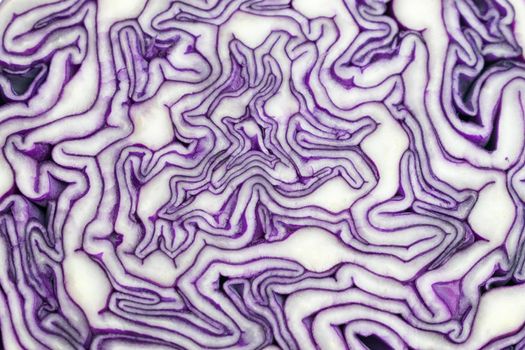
[0,0,524,349]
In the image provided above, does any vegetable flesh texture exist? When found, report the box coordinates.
[0,0,524,349]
